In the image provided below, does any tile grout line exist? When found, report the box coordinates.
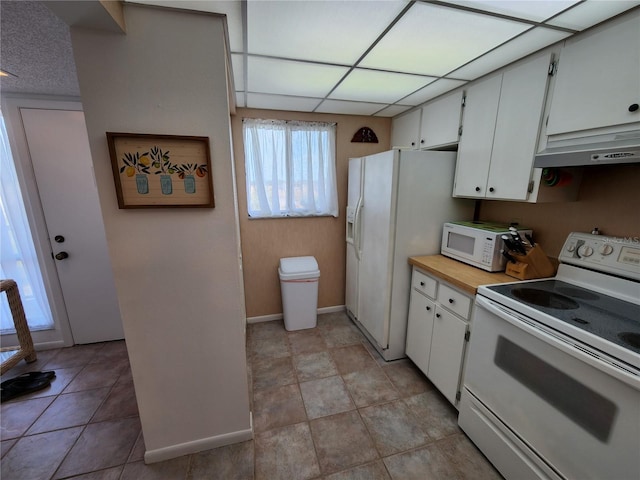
[48,350,131,480]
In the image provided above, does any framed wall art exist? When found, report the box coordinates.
[107,132,214,208]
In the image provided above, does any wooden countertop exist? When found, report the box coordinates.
[409,255,517,295]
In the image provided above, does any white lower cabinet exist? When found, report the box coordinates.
[406,267,471,407]
[406,290,435,374]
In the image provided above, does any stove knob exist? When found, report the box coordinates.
[578,245,594,257]
[567,244,576,252]
[599,244,614,256]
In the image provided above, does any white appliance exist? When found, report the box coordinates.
[458,232,640,480]
[441,220,533,272]
[345,149,474,361]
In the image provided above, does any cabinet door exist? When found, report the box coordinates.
[405,290,436,375]
[453,74,502,198]
[546,10,640,135]
[487,52,551,200]
[391,109,421,149]
[419,90,463,149]
[428,306,468,405]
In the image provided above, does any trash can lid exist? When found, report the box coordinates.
[279,256,319,275]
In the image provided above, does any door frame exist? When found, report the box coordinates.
[2,95,81,349]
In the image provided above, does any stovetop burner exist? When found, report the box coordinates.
[619,332,640,349]
[488,280,640,355]
[511,288,579,310]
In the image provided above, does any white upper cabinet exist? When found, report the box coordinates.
[546,10,640,136]
[391,108,421,149]
[453,74,501,198]
[454,51,552,201]
[391,90,463,150]
[420,90,464,149]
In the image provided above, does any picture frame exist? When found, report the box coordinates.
[106,132,214,209]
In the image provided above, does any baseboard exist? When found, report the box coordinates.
[246,305,345,324]
[247,313,282,324]
[35,340,68,351]
[144,426,254,464]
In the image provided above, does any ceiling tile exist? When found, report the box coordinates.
[449,27,570,80]
[246,93,322,112]
[247,57,349,97]
[374,104,414,117]
[400,78,467,105]
[438,1,580,23]
[544,0,640,30]
[315,99,389,115]
[247,0,406,64]
[329,69,436,104]
[359,2,531,76]
[231,53,244,90]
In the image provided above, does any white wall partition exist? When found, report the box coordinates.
[69,4,251,461]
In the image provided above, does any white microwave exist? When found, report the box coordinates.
[441,221,533,272]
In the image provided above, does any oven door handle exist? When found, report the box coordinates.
[475,295,640,391]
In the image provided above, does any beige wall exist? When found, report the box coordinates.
[231,109,391,318]
[479,164,640,257]
[71,5,250,461]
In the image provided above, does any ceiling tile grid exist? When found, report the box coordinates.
[4,0,639,117]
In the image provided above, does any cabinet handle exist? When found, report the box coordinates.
[411,142,416,146]
[629,103,639,113]
[449,298,455,304]
[426,306,431,311]
[489,187,495,193]
[420,281,425,286]
[436,313,441,318]
[475,187,480,192]
[420,139,425,144]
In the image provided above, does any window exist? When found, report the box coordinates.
[0,112,54,333]
[243,118,338,218]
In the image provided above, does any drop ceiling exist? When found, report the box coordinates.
[2,0,639,117]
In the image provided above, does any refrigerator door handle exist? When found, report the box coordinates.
[354,199,362,261]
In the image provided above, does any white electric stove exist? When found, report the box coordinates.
[458,232,640,480]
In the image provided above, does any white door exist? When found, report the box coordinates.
[419,90,463,149]
[390,109,420,149]
[546,10,640,135]
[357,151,396,348]
[345,157,362,318]
[453,74,502,198]
[20,108,124,344]
[405,290,435,375]
[488,52,551,201]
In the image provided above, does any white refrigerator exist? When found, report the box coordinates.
[346,149,474,361]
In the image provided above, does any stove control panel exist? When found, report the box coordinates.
[560,232,640,281]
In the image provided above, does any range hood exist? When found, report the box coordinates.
[534,129,640,168]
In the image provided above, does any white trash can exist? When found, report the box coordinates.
[278,256,320,331]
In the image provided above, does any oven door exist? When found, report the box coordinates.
[459,295,640,480]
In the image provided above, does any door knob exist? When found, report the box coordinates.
[54,235,65,243]
[55,252,69,260]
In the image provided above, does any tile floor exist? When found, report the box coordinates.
[1,311,503,479]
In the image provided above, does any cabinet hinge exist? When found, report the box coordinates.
[528,180,535,193]
[464,330,470,342]
[548,61,558,76]
[458,125,463,137]
[461,95,466,107]
[456,390,462,401]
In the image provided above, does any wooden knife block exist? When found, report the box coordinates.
[505,245,556,280]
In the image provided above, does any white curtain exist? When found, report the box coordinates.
[0,113,53,333]
[243,119,338,218]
